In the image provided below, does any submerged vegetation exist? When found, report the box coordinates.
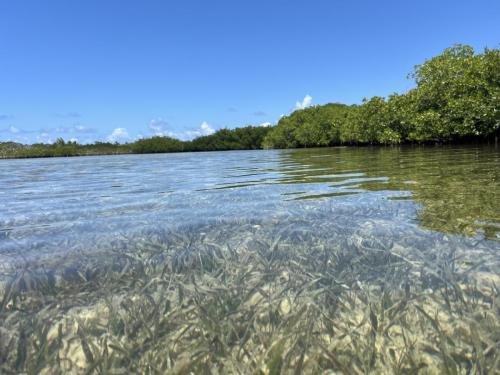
[1,219,499,373]
[1,45,499,159]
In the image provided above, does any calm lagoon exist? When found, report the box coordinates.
[1,145,499,373]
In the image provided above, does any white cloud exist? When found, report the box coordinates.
[1,126,97,144]
[36,132,52,144]
[295,95,313,110]
[13,136,29,143]
[69,137,78,143]
[107,128,129,143]
[200,121,215,135]
[147,120,216,141]
[149,119,174,137]
[70,125,96,134]
[0,134,30,144]
[259,122,272,127]
[180,121,215,140]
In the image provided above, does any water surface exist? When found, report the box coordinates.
[1,146,499,373]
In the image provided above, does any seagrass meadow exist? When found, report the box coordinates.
[0,145,499,374]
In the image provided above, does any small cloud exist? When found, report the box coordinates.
[259,122,272,127]
[253,111,267,117]
[294,95,313,110]
[149,118,174,137]
[36,132,53,144]
[177,121,215,140]
[227,107,238,113]
[58,125,97,133]
[69,137,78,143]
[107,128,129,143]
[0,133,30,144]
[144,120,216,141]
[0,125,98,144]
[0,114,11,121]
[1,126,33,134]
[200,121,215,135]
[73,125,96,134]
[149,118,168,132]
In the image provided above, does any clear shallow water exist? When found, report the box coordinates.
[1,146,499,373]
[1,146,498,268]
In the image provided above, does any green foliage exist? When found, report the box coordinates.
[0,141,129,158]
[264,44,500,148]
[263,103,352,148]
[188,126,271,152]
[132,136,184,153]
[407,45,500,140]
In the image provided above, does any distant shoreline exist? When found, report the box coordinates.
[1,138,497,160]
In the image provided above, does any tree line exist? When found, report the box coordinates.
[263,45,499,148]
[0,126,272,158]
[1,45,498,159]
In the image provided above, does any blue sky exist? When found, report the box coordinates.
[1,0,499,144]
